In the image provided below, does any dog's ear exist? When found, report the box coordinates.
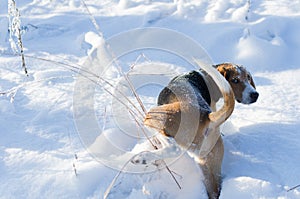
[249,74,256,89]
[216,65,231,80]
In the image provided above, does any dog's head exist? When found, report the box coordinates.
[215,63,259,104]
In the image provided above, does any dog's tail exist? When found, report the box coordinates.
[194,59,235,127]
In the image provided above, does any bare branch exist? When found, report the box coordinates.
[287,184,300,192]
[8,0,28,76]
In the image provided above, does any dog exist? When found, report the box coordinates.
[144,61,259,198]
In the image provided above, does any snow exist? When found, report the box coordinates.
[1,0,300,198]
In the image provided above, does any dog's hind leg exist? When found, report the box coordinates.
[198,136,224,199]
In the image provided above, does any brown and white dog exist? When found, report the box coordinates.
[144,62,258,199]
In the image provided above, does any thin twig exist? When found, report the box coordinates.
[102,106,107,132]
[124,72,147,115]
[162,161,182,189]
[287,184,300,192]
[17,17,28,76]
[130,53,152,70]
[81,0,103,38]
[0,75,74,99]
[67,128,79,177]
[245,0,251,21]
[19,35,28,75]
[142,123,164,131]
[128,110,158,150]
[103,152,148,199]
[23,54,145,118]
[147,110,178,115]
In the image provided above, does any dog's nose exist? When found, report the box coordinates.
[250,92,259,101]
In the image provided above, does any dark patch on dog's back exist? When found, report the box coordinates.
[157,70,211,111]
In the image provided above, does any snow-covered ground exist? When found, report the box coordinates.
[1,0,300,198]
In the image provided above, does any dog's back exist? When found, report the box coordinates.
[157,70,211,107]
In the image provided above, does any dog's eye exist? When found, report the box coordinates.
[247,74,252,81]
[231,78,239,84]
